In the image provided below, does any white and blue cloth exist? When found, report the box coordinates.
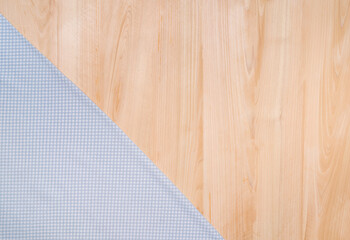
[0,14,222,239]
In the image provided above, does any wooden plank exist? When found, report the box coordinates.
[1,0,350,239]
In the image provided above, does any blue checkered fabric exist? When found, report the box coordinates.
[0,14,222,239]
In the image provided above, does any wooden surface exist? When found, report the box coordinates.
[1,0,350,239]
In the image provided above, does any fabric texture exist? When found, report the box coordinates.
[0,14,222,239]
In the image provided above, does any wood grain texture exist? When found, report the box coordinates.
[1,0,350,239]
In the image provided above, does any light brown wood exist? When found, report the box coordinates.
[1,0,350,239]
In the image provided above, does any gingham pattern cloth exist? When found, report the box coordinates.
[0,14,222,239]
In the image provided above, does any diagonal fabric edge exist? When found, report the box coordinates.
[0,14,222,239]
